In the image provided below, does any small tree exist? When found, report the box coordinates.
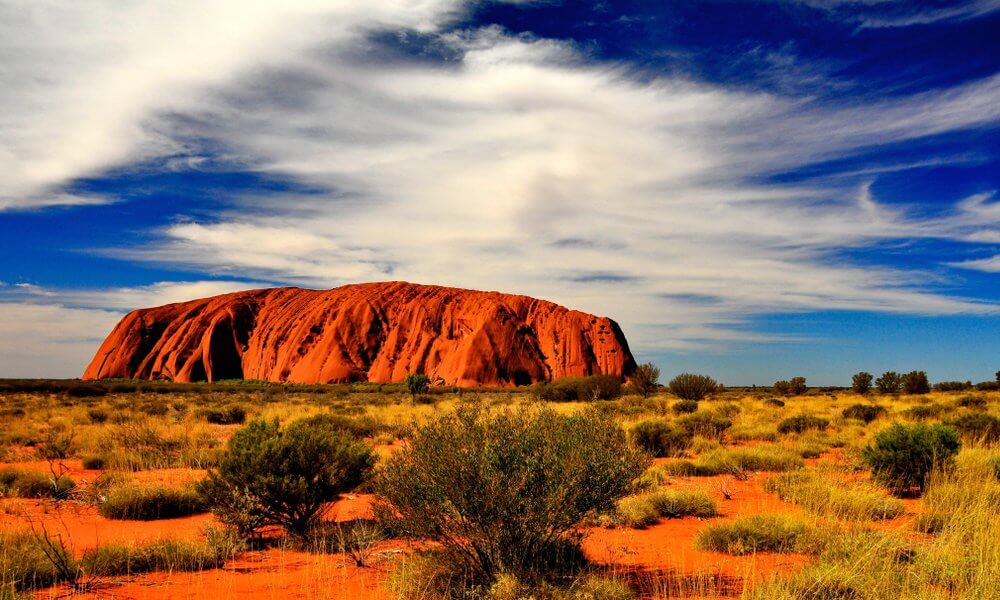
[668,373,719,401]
[789,377,807,395]
[374,404,647,585]
[198,417,374,538]
[631,363,661,398]
[902,371,930,395]
[875,371,902,394]
[851,372,873,394]
[862,424,960,495]
[404,373,430,397]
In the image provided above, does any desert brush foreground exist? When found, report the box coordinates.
[1,377,999,600]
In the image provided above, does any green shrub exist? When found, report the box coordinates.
[0,468,74,499]
[87,408,109,424]
[404,373,430,396]
[947,413,1000,443]
[99,483,207,520]
[374,404,647,585]
[0,531,73,593]
[676,411,732,439]
[957,395,987,409]
[80,532,241,576]
[935,381,973,392]
[533,376,624,402]
[875,371,902,394]
[901,371,930,395]
[777,415,829,435]
[903,403,944,421]
[696,446,804,474]
[862,424,960,495]
[671,399,699,414]
[851,372,873,394]
[81,455,106,470]
[631,363,660,398]
[196,405,247,425]
[774,377,807,396]
[842,404,887,424]
[695,515,808,554]
[198,415,374,537]
[764,472,905,521]
[668,374,719,401]
[764,398,785,408]
[615,489,717,528]
[630,420,692,458]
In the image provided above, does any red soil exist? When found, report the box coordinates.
[82,281,635,387]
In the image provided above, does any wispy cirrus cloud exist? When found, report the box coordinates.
[0,1,997,378]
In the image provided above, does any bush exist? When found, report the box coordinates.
[875,371,902,394]
[668,374,719,401]
[694,446,804,475]
[851,372,873,394]
[614,489,717,528]
[99,483,207,520]
[862,424,960,495]
[774,377,807,396]
[902,371,930,395]
[404,373,430,396]
[631,363,660,398]
[764,398,785,408]
[935,381,972,392]
[0,531,72,592]
[947,413,1000,443]
[671,400,699,414]
[0,468,74,499]
[80,533,241,576]
[764,472,905,521]
[374,404,647,585]
[695,515,808,554]
[533,375,624,402]
[87,408,109,424]
[903,403,944,421]
[676,412,732,439]
[957,395,987,409]
[630,420,692,458]
[198,416,374,537]
[197,405,247,425]
[777,415,829,435]
[842,404,887,424]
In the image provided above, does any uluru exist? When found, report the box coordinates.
[82,281,636,387]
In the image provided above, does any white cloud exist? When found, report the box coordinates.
[0,1,997,371]
[0,280,269,376]
[949,255,1000,273]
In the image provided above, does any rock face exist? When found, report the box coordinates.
[83,282,635,387]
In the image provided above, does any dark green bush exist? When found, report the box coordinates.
[851,372,873,394]
[764,398,785,408]
[774,377,807,396]
[875,371,902,394]
[99,483,207,520]
[374,404,647,585]
[862,424,960,495]
[903,403,944,421]
[631,420,693,458]
[671,400,699,414]
[777,415,829,435]
[404,373,430,396]
[957,395,987,409]
[902,371,930,395]
[532,375,623,402]
[668,374,719,401]
[934,381,972,392]
[946,413,1000,443]
[197,404,247,425]
[630,363,660,398]
[198,416,374,537]
[0,468,74,499]
[842,404,887,424]
[677,411,733,439]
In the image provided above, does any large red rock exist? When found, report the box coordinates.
[83,282,635,387]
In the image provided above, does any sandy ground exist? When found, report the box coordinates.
[0,450,910,599]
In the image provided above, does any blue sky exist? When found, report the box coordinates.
[0,0,997,384]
